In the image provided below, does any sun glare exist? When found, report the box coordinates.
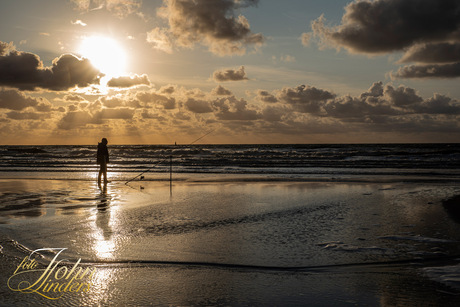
[78,36,127,78]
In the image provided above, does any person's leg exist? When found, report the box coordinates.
[98,164,103,183]
[101,161,108,183]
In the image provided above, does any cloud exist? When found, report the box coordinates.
[212,96,261,120]
[70,0,141,18]
[276,85,336,114]
[0,43,102,90]
[280,55,296,63]
[57,106,135,130]
[392,63,460,79]
[57,110,97,130]
[261,106,286,122]
[136,91,176,109]
[44,54,103,90]
[399,43,460,64]
[6,111,51,120]
[64,94,86,102]
[412,94,460,115]
[0,89,43,110]
[153,0,265,55]
[270,82,460,125]
[159,85,176,94]
[256,90,278,103]
[184,98,213,113]
[146,27,174,54]
[71,19,87,26]
[213,66,248,82]
[0,41,14,55]
[383,85,423,107]
[305,0,460,79]
[95,107,135,119]
[107,74,151,88]
[308,0,460,54]
[301,32,311,47]
[212,85,232,96]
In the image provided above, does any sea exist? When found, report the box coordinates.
[2,143,460,305]
[0,143,459,182]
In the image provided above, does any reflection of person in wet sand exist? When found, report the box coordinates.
[96,184,112,241]
[97,138,109,185]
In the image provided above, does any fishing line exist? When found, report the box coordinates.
[124,129,215,185]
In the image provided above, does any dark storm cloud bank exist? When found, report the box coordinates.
[305,0,460,79]
[0,42,102,90]
[150,0,265,55]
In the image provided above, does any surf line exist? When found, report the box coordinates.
[77,254,460,272]
[124,129,215,186]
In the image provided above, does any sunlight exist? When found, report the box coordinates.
[78,36,127,78]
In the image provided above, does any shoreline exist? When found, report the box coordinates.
[0,171,459,184]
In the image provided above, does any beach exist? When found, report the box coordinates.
[1,175,460,306]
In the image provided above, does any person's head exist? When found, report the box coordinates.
[101,138,108,145]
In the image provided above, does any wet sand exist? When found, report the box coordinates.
[1,178,460,306]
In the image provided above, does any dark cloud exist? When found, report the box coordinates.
[273,82,460,124]
[383,85,423,107]
[309,0,460,54]
[400,43,460,64]
[412,94,460,115]
[262,106,286,122]
[212,85,232,96]
[0,43,102,90]
[136,91,176,109]
[213,96,261,120]
[95,108,135,119]
[107,74,150,88]
[256,90,278,103]
[213,66,248,82]
[159,85,176,94]
[64,94,86,102]
[154,0,265,55]
[360,82,384,100]
[57,110,97,130]
[0,89,42,110]
[306,0,460,79]
[323,95,399,122]
[392,62,460,79]
[57,107,135,130]
[184,98,213,113]
[6,111,51,120]
[277,85,336,113]
[43,54,102,90]
[141,110,167,122]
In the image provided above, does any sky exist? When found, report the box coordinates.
[1,0,460,145]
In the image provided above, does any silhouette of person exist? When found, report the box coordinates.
[97,138,109,184]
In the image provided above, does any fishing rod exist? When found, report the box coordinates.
[124,129,215,185]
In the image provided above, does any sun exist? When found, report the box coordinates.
[78,36,127,78]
